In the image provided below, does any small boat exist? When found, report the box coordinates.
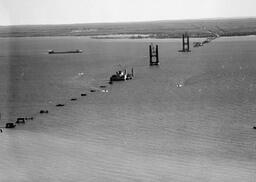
[56,104,65,107]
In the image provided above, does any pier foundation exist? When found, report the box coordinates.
[149,43,159,66]
[180,33,190,52]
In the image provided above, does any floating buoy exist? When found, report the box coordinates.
[16,118,26,124]
[40,110,49,114]
[5,123,16,128]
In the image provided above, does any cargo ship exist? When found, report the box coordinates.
[48,49,83,54]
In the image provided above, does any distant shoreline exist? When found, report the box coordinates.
[0,34,255,39]
[1,18,256,38]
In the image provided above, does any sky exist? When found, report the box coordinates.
[0,0,256,25]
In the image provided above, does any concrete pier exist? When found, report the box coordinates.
[180,34,190,52]
[149,43,159,66]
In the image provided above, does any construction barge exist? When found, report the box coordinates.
[109,68,134,83]
[48,49,83,54]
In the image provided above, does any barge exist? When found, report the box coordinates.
[109,68,134,83]
[48,49,83,54]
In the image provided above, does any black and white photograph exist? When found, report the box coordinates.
[0,0,256,181]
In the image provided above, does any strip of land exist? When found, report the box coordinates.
[0,18,256,38]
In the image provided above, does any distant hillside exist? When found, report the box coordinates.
[1,18,256,38]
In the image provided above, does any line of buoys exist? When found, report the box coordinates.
[3,82,109,130]
[3,117,35,129]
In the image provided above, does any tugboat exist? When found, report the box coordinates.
[109,68,134,83]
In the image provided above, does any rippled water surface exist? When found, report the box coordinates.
[0,36,256,182]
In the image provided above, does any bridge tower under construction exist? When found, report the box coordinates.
[181,33,190,52]
[149,43,159,66]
